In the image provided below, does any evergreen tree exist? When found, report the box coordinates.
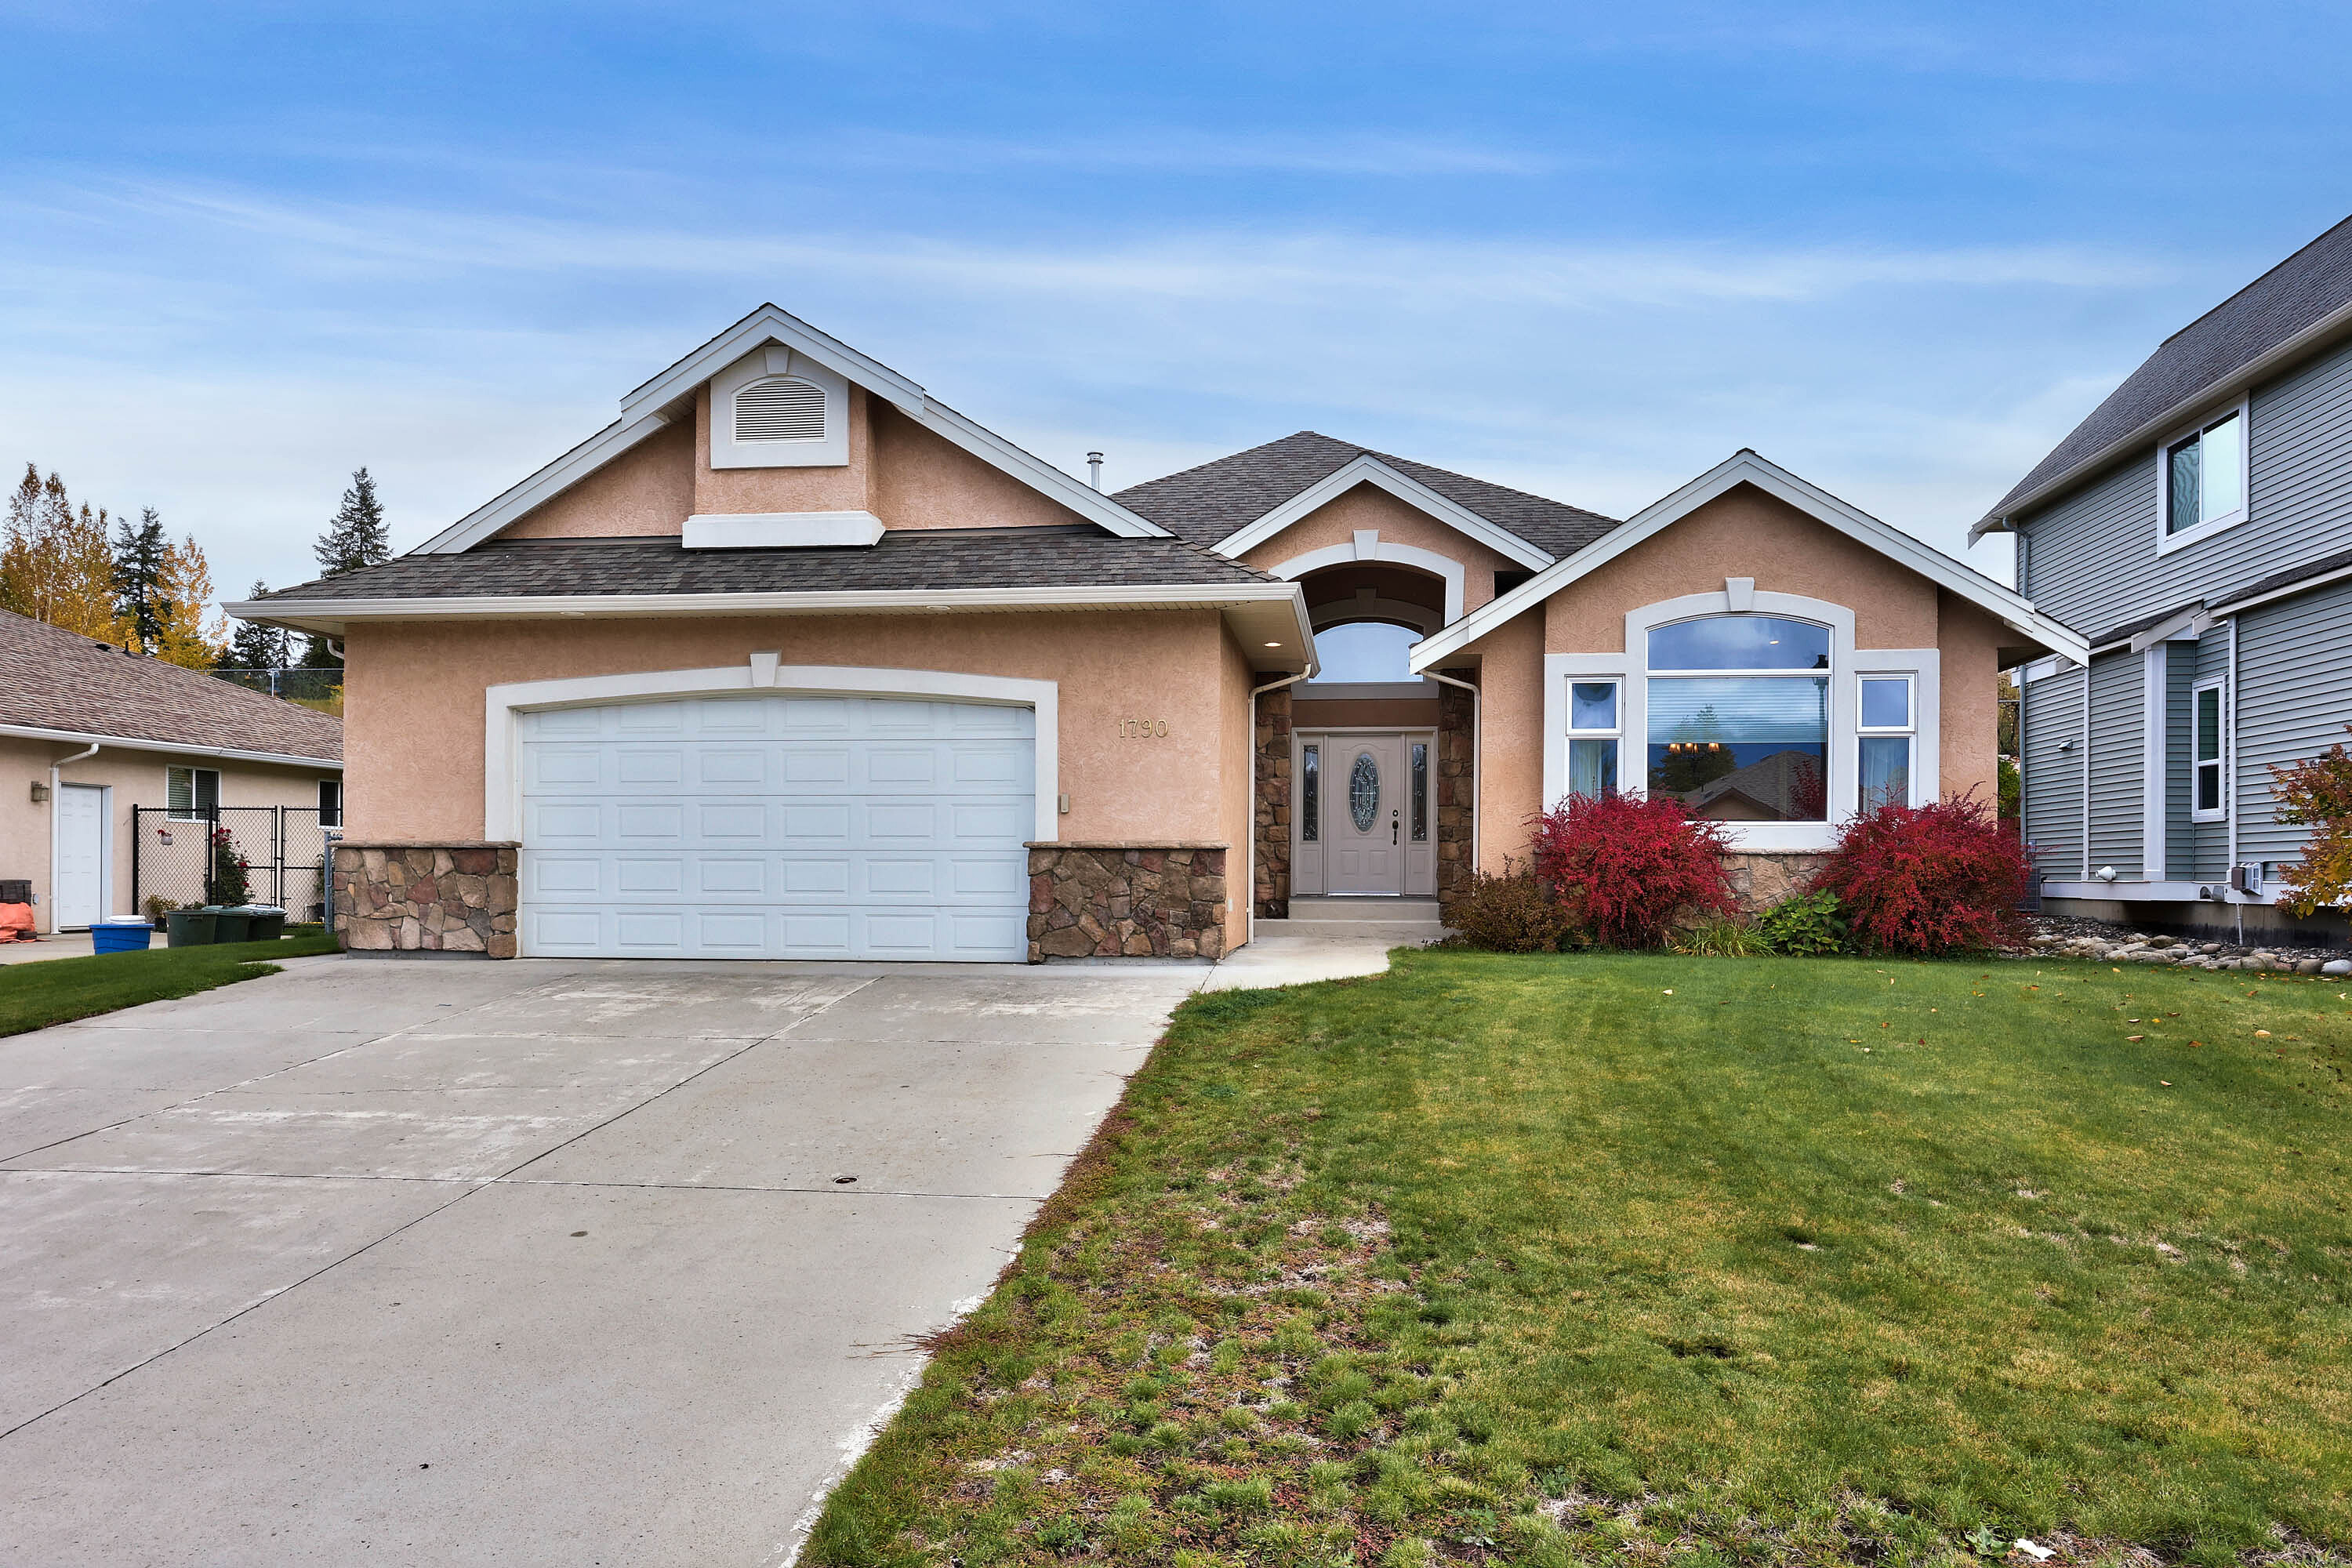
[113,506,170,652]
[314,466,390,578]
[223,581,289,670]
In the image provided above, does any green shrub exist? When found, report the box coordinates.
[1446,862,1581,953]
[1754,890,1848,955]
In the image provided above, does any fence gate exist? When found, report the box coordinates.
[132,806,330,922]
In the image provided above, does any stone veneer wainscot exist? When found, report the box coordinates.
[1027,842,1229,963]
[333,842,520,956]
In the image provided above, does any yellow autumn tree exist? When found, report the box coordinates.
[152,533,225,668]
[2,466,130,643]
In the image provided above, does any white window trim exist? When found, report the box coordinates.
[2190,673,2229,823]
[2154,397,2250,556]
[1541,590,1939,851]
[166,764,222,822]
[483,659,1059,844]
[1266,532,1467,624]
[1856,671,1919,812]
[1563,677,1623,800]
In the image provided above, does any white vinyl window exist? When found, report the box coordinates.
[318,778,343,827]
[2191,678,2227,820]
[1565,678,1621,799]
[167,766,220,822]
[1857,675,1915,811]
[1646,616,1831,823]
[2158,404,2249,551]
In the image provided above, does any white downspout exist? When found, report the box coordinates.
[1423,670,1480,898]
[1246,671,1310,947]
[47,742,100,934]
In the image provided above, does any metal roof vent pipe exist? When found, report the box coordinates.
[1087,452,1104,491]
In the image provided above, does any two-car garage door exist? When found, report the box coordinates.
[517,694,1035,960]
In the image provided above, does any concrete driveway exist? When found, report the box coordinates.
[0,956,1203,1566]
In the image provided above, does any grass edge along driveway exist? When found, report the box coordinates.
[805,949,2352,1568]
[0,931,340,1039]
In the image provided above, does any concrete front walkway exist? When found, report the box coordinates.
[0,918,1440,1565]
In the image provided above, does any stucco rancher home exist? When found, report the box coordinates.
[0,608,343,931]
[236,307,2085,961]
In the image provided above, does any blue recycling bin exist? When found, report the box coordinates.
[92,920,154,955]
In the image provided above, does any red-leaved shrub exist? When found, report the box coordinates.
[1529,792,1736,949]
[1812,794,2032,955]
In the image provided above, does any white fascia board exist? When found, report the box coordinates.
[913,396,1170,539]
[0,723,340,770]
[1410,450,2091,673]
[1971,297,2352,539]
[415,413,674,556]
[1210,455,1552,569]
[618,303,1165,539]
[620,303,924,419]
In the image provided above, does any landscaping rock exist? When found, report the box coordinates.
[2021,915,2347,978]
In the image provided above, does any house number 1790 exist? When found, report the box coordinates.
[1119,717,1169,739]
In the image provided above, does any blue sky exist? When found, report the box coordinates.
[4,1,2349,608]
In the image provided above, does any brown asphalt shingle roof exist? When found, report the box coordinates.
[0,609,342,762]
[1112,430,1622,558]
[255,527,1279,601]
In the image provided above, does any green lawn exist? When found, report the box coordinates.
[0,929,340,1037]
[808,950,2352,1568]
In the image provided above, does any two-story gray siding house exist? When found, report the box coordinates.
[1976,213,2352,943]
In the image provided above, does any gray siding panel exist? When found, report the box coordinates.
[2191,630,2233,882]
[2021,664,2085,880]
[2019,334,2352,638]
[2235,576,2352,862]
[2164,649,2193,878]
[2087,652,2143,878]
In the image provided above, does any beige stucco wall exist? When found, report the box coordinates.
[1936,590,2005,807]
[1239,484,1515,613]
[1450,615,1546,873]
[495,385,1092,542]
[0,737,336,927]
[499,419,696,539]
[1217,629,1255,951]
[1543,485,1938,653]
[345,608,1243,848]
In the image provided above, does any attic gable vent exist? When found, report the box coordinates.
[734,376,826,443]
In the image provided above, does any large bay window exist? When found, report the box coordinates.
[1544,591,1938,850]
[1646,616,1829,822]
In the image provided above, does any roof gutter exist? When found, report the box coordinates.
[1972,295,2352,540]
[0,724,339,771]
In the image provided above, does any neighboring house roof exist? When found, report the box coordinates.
[415,303,1170,554]
[0,608,343,764]
[1412,450,2091,671]
[1978,212,2352,534]
[1115,430,1621,558]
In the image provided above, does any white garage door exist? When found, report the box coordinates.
[517,694,1036,960]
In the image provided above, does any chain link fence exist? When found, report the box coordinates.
[132,805,332,922]
[211,666,344,703]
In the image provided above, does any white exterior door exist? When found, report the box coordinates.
[54,784,106,930]
[1325,736,1405,895]
[517,694,1035,961]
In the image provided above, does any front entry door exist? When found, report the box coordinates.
[1326,736,1406,895]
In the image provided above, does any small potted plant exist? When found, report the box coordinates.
[143,894,179,931]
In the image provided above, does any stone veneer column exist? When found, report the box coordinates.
[1253,686,1293,919]
[1026,844,1229,962]
[333,843,521,956]
[1435,673,1476,915]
